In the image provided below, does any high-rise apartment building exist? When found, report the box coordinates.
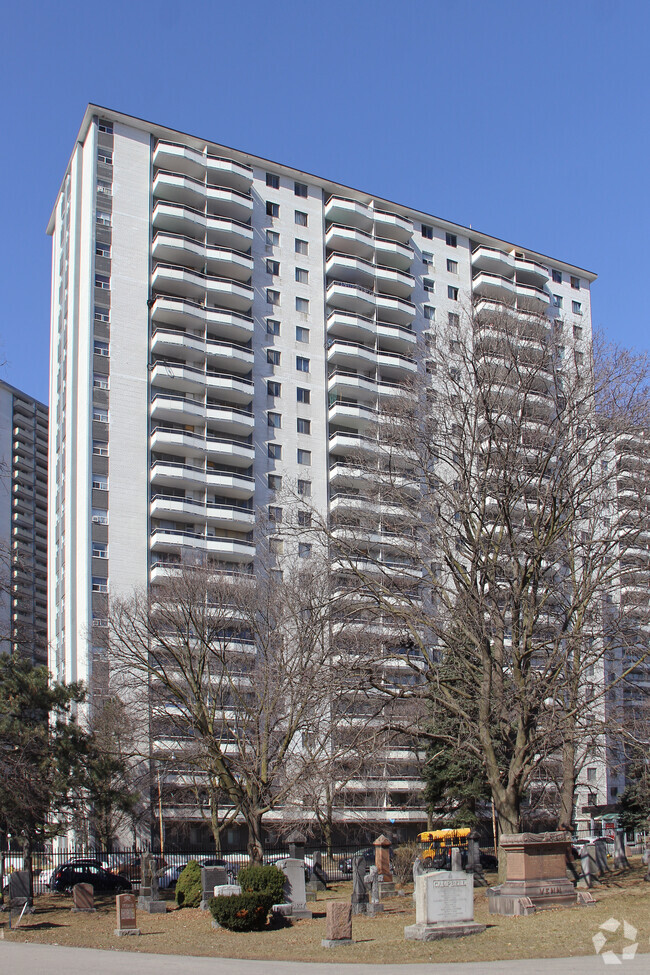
[0,380,48,663]
[49,105,606,833]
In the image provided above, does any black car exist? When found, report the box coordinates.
[338,847,393,875]
[50,861,132,894]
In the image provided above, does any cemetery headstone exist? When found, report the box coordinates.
[374,834,395,894]
[367,865,383,915]
[466,834,487,887]
[321,901,352,947]
[306,850,327,893]
[272,857,312,919]
[138,853,166,914]
[287,830,306,860]
[594,838,610,874]
[487,831,585,915]
[351,855,368,915]
[115,892,140,936]
[614,831,629,870]
[8,870,30,907]
[405,867,485,940]
[72,883,96,912]
[200,865,228,911]
[451,848,463,873]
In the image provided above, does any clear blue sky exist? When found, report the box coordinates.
[1,0,648,405]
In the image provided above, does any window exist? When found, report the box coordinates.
[586,767,597,783]
[422,251,433,267]
[423,305,436,321]
[421,224,433,239]
[267,380,281,397]
[266,229,279,246]
[423,278,435,293]
[297,448,311,465]
[91,508,108,525]
[296,356,310,372]
[266,288,280,305]
[266,173,280,189]
[299,542,312,558]
[268,506,283,523]
[92,577,108,593]
[267,349,281,366]
[93,408,108,422]
[97,150,112,165]
[298,510,312,527]
[268,443,282,460]
[94,341,109,356]
[446,232,457,247]
[92,541,108,559]
[98,120,113,133]
[96,211,111,226]
[295,210,308,226]
[573,325,583,341]
[295,267,309,284]
[295,297,309,313]
[266,318,280,335]
[296,326,309,342]
[267,412,281,428]
[297,479,311,497]
[266,201,279,218]
[270,538,284,555]
[266,259,280,276]
[97,180,111,197]
[95,274,110,290]
[93,374,109,389]
[448,312,460,328]
[447,286,459,300]
[297,387,310,404]
[92,474,108,490]
[95,243,110,258]
[297,418,311,434]
[552,269,562,283]
[446,259,458,273]
[294,181,308,197]
[92,440,108,456]
[295,238,308,255]
[268,474,282,491]
[572,300,582,315]
[571,275,580,289]
[552,294,563,308]
[94,307,109,323]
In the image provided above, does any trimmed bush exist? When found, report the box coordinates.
[237,864,285,904]
[175,859,202,908]
[209,892,273,932]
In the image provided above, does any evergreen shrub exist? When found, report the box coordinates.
[175,859,202,908]
[209,892,273,931]
[237,863,285,904]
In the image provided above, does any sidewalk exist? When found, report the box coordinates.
[1,941,648,975]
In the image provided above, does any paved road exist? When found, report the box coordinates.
[1,942,648,974]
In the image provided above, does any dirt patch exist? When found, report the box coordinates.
[2,864,649,965]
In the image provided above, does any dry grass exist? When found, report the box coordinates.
[2,862,649,965]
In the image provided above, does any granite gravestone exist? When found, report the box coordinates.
[405,867,485,941]
[138,853,166,914]
[374,834,395,894]
[8,870,30,907]
[115,892,140,936]
[488,831,586,915]
[367,865,383,915]
[199,865,228,911]
[72,883,95,912]
[614,831,629,869]
[273,858,312,919]
[321,901,352,948]
[351,855,368,915]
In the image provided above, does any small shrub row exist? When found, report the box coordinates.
[238,864,286,903]
[209,892,273,931]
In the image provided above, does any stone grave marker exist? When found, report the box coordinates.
[211,884,242,929]
[200,865,228,911]
[351,855,368,915]
[305,850,327,896]
[405,868,485,941]
[614,831,629,869]
[466,833,487,887]
[72,883,96,912]
[594,838,610,874]
[322,900,352,948]
[488,831,586,915]
[367,865,383,915]
[115,892,140,936]
[273,858,312,919]
[579,843,598,887]
[8,870,30,907]
[374,834,395,894]
[137,853,166,914]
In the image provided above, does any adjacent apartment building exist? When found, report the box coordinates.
[48,105,613,837]
[0,380,48,663]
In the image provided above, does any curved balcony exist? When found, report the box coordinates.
[153,201,206,238]
[206,371,254,405]
[515,283,551,313]
[151,295,253,341]
[206,436,255,467]
[206,338,254,373]
[151,360,205,393]
[325,253,375,289]
[204,246,253,282]
[150,528,255,563]
[205,308,254,342]
[153,170,205,209]
[150,393,204,425]
[375,292,415,325]
[328,399,377,432]
[373,208,413,243]
[325,224,374,260]
[206,502,255,531]
[472,271,516,304]
[329,431,376,457]
[151,493,207,524]
[326,280,375,316]
[206,404,254,437]
[328,371,377,403]
[514,257,549,288]
[205,469,255,499]
[327,339,377,371]
[152,263,205,301]
[471,245,515,277]
[374,236,413,271]
[374,265,415,298]
[205,276,253,312]
[325,196,373,231]
[327,310,376,342]
[151,327,205,362]
[377,350,417,378]
[206,155,253,192]
[151,426,205,458]
[152,232,206,269]
[377,380,404,400]
[206,214,254,250]
[328,462,372,487]
[151,460,206,489]
[154,141,206,179]
[376,321,416,353]
[206,184,253,222]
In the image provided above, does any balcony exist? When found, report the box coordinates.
[151,360,205,393]
[206,184,253,222]
[153,201,206,237]
[515,283,551,313]
[151,493,206,524]
[514,257,550,288]
[153,141,205,179]
[206,436,255,467]
[152,263,206,301]
[205,246,253,282]
[152,232,205,269]
[374,236,413,271]
[206,155,253,192]
[151,426,205,458]
[376,321,416,354]
[150,460,206,489]
[205,469,255,499]
[153,170,205,208]
[472,271,516,304]
[325,224,374,260]
[328,462,372,487]
[206,308,255,342]
[471,245,515,277]
[373,208,413,243]
[377,350,417,378]
[150,393,204,425]
[327,339,377,371]
[206,338,254,373]
[325,253,375,289]
[326,310,376,342]
[151,294,207,330]
[206,215,254,250]
[328,399,377,432]
[329,431,376,457]
[150,528,255,563]
[375,293,415,325]
[205,371,254,405]
[374,265,415,299]
[206,502,255,531]
[151,327,205,361]
[325,196,373,231]
[206,404,254,436]
[326,280,375,316]
[328,371,377,403]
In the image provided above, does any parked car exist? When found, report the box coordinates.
[337,847,392,876]
[50,861,131,894]
[111,854,165,882]
[157,857,231,890]
[270,854,327,884]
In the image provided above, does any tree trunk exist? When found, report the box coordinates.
[23,837,34,909]
[558,737,576,832]
[492,789,521,882]
[209,790,222,854]
[246,810,264,863]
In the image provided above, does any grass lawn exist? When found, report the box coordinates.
[1,861,649,965]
